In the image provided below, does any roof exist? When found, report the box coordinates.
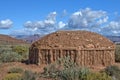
[31,30,115,49]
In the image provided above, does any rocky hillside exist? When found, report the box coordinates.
[0,34,27,45]
[14,34,42,43]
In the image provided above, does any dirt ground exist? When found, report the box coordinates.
[0,62,45,80]
[0,62,120,80]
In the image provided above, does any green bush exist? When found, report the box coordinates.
[57,56,77,69]
[8,67,23,74]
[11,45,27,54]
[0,52,22,62]
[0,48,4,54]
[21,70,38,80]
[40,56,112,80]
[5,70,38,80]
[0,45,29,63]
[104,65,120,80]
[41,56,75,77]
[42,63,59,78]
[11,45,29,60]
[0,46,11,55]
[57,56,90,80]
[84,72,112,80]
[40,56,90,80]
[58,67,90,80]
[3,73,21,80]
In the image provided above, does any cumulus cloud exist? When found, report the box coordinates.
[101,21,120,35]
[24,12,57,30]
[46,11,57,21]
[24,11,66,35]
[96,16,108,25]
[58,21,66,28]
[12,8,120,36]
[22,8,112,35]
[24,21,45,29]
[68,8,107,30]
[11,27,39,36]
[0,19,13,29]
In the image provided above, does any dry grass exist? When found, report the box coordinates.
[0,62,120,80]
[0,62,45,80]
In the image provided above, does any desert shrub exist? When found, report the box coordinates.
[0,46,11,54]
[11,45,28,54]
[11,45,29,60]
[58,56,90,80]
[3,73,21,80]
[115,45,120,62]
[40,56,112,80]
[40,56,90,80]
[40,56,77,78]
[42,63,59,78]
[84,72,112,80]
[0,45,29,63]
[21,70,38,80]
[0,52,22,62]
[0,48,4,54]
[8,67,24,74]
[57,56,77,69]
[58,67,90,80]
[104,65,120,80]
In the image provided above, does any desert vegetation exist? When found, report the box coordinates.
[0,44,29,63]
[39,56,112,80]
[3,67,38,80]
[0,42,120,80]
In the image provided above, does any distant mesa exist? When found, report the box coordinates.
[0,34,27,45]
[106,36,120,44]
[14,34,42,43]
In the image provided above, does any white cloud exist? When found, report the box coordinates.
[24,21,45,29]
[46,11,57,21]
[11,8,120,36]
[11,28,39,36]
[97,16,108,25]
[58,21,66,28]
[73,11,82,16]
[44,19,55,25]
[101,21,120,35]
[24,12,57,30]
[68,8,107,29]
[0,19,13,29]
[24,21,33,28]
[23,11,67,35]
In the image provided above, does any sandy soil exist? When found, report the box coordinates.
[0,62,120,80]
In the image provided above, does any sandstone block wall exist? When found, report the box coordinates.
[29,47,115,67]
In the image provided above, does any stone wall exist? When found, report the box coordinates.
[29,47,115,67]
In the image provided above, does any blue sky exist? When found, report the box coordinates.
[0,0,120,36]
